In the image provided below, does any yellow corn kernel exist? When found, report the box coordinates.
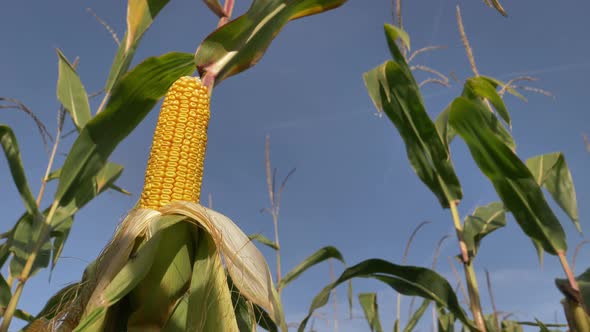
[139,76,210,209]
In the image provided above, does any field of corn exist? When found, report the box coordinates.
[1,0,590,331]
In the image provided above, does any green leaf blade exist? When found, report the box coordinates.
[278,246,344,290]
[384,24,410,53]
[463,202,506,256]
[404,299,430,332]
[363,57,462,208]
[248,233,279,250]
[56,49,91,130]
[464,76,510,127]
[0,125,40,218]
[105,0,172,94]
[449,96,567,255]
[194,0,347,85]
[50,215,74,271]
[358,293,383,332]
[298,259,475,332]
[526,153,580,232]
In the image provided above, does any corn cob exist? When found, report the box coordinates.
[139,76,210,209]
[29,74,280,332]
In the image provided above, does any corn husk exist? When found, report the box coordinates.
[29,202,283,332]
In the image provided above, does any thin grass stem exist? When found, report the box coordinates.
[37,108,65,206]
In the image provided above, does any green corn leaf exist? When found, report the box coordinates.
[56,162,127,219]
[358,293,383,332]
[404,299,430,332]
[249,233,279,251]
[126,0,171,53]
[54,52,194,207]
[463,78,515,150]
[434,104,456,151]
[0,242,11,269]
[298,259,475,332]
[105,0,172,93]
[383,24,409,64]
[449,96,567,255]
[0,274,10,308]
[436,307,455,332]
[9,212,51,278]
[194,0,347,85]
[532,238,545,267]
[104,34,135,95]
[384,24,410,52]
[9,206,95,292]
[95,162,124,194]
[278,246,345,290]
[46,164,130,196]
[46,162,128,272]
[435,76,516,151]
[526,152,580,232]
[463,202,506,257]
[364,61,462,208]
[50,215,74,271]
[464,76,510,127]
[14,308,35,323]
[0,125,40,219]
[107,184,131,196]
[56,49,91,130]
[21,161,124,276]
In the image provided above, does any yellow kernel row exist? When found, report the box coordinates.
[139,76,210,209]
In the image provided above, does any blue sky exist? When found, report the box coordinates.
[1,0,590,331]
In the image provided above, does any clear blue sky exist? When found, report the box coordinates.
[1,0,589,331]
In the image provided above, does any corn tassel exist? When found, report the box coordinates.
[140,75,210,209]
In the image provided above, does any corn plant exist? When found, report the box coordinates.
[0,0,349,331]
[298,3,590,332]
[3,1,590,332]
